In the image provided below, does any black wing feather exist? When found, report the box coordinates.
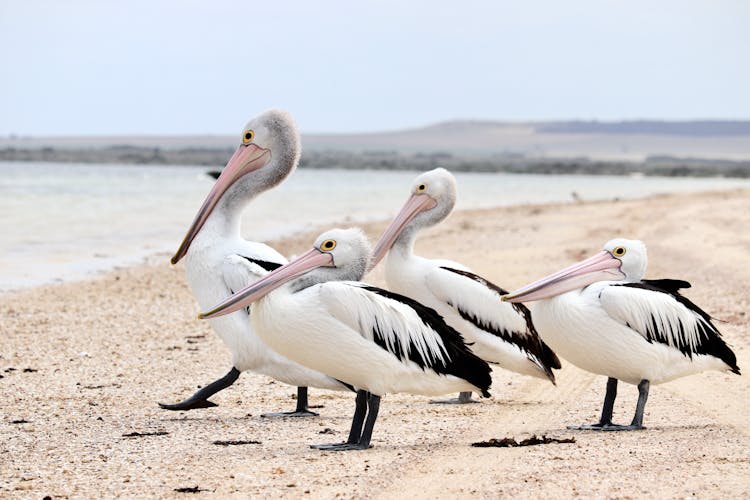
[617,280,739,374]
[641,279,691,294]
[440,267,562,376]
[359,285,492,397]
[240,256,284,272]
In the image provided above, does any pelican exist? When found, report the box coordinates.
[503,238,740,430]
[199,228,493,450]
[370,168,560,403]
[160,109,349,416]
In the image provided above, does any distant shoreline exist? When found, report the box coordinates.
[2,147,749,178]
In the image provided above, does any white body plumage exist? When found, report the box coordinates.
[250,281,483,396]
[532,283,731,386]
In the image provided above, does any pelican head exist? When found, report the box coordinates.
[171,109,300,264]
[503,238,648,303]
[199,228,372,319]
[370,168,457,268]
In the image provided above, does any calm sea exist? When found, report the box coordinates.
[1,161,748,292]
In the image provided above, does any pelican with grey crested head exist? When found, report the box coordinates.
[503,238,740,430]
[160,109,350,416]
[370,168,560,403]
[199,228,493,451]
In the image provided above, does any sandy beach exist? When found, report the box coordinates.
[2,188,749,498]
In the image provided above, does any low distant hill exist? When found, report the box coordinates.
[301,120,750,160]
[534,120,750,136]
[1,120,749,176]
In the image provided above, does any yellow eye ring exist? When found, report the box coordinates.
[242,130,255,144]
[320,239,337,251]
[612,246,626,257]
[416,183,427,193]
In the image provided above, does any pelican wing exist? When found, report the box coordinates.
[600,281,739,372]
[428,266,530,338]
[318,281,492,396]
[427,267,560,368]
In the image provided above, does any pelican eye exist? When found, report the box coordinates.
[242,130,255,144]
[320,239,337,251]
[416,183,427,193]
[612,246,626,257]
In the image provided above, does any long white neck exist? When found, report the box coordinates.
[198,194,246,243]
[392,225,418,260]
[192,165,274,246]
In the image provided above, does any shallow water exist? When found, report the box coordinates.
[1,161,748,291]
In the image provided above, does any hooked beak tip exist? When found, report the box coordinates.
[171,245,187,265]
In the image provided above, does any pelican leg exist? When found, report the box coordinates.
[346,390,369,443]
[599,379,649,431]
[312,390,376,451]
[158,367,241,411]
[261,386,320,418]
[627,379,650,429]
[429,391,480,404]
[356,393,381,449]
[570,377,648,431]
[569,377,621,430]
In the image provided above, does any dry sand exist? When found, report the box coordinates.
[2,188,749,498]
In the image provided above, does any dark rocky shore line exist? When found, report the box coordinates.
[2,146,748,177]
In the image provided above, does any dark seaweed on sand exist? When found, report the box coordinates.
[472,435,575,448]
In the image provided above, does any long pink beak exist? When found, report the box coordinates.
[502,251,625,303]
[198,248,333,319]
[171,143,272,264]
[369,193,437,270]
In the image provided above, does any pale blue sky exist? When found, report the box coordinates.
[1,0,748,135]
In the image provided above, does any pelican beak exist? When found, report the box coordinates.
[171,143,272,264]
[370,193,437,270]
[502,251,625,303]
[199,248,333,319]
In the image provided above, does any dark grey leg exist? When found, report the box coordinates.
[261,386,320,418]
[569,377,620,430]
[600,378,649,431]
[159,367,240,411]
[429,391,480,405]
[570,377,649,431]
[599,377,618,425]
[312,390,369,450]
[356,393,381,449]
[347,390,369,443]
[295,386,312,412]
[629,379,650,429]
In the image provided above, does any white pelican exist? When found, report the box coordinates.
[370,168,560,403]
[503,238,740,430]
[161,109,349,416]
[199,228,493,450]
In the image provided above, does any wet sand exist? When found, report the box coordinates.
[2,188,749,497]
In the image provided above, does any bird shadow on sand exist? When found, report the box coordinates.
[159,415,254,423]
[482,398,548,407]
